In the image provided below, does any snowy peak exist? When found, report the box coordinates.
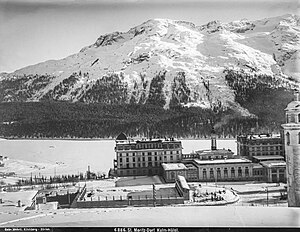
[0,14,299,113]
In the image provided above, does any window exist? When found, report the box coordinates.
[245,167,249,177]
[170,156,173,160]
[238,167,242,177]
[286,132,290,145]
[231,168,235,178]
[119,158,122,163]
[217,168,221,179]
[224,168,228,178]
[142,157,145,162]
[171,172,175,179]
[299,132,300,144]
[126,158,129,162]
[203,169,207,179]
[210,168,214,179]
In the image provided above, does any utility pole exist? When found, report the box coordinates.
[153,184,156,207]
[266,187,269,206]
[263,186,269,206]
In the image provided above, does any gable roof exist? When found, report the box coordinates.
[116,132,128,141]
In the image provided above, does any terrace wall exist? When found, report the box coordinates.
[72,196,184,208]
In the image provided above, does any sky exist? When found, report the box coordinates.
[0,0,297,73]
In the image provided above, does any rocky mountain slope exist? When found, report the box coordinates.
[0,14,299,116]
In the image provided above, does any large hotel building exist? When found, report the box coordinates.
[114,133,182,176]
[113,133,286,184]
[237,134,284,159]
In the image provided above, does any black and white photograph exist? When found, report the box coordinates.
[0,0,299,229]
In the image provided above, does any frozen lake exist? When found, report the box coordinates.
[0,139,236,177]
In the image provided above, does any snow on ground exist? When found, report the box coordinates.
[0,158,57,177]
[0,190,37,213]
[115,175,163,187]
[0,206,299,227]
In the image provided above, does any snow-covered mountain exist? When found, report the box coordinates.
[1,14,299,115]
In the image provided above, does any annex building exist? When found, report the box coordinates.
[163,135,254,182]
[237,134,284,159]
[114,133,182,176]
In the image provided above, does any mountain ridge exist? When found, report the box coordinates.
[1,14,299,115]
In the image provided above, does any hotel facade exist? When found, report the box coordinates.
[114,133,182,176]
[237,134,284,159]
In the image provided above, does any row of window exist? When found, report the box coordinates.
[119,155,180,163]
[253,170,264,176]
[119,168,160,176]
[118,150,180,157]
[119,162,162,168]
[249,151,282,156]
[249,146,282,151]
[202,167,249,179]
[116,143,181,151]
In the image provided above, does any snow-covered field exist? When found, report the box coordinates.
[0,206,299,227]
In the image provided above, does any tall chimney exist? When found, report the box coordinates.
[211,129,217,150]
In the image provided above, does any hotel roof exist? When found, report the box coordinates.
[196,149,234,155]
[252,155,285,161]
[161,163,187,171]
[245,134,281,140]
[260,160,286,168]
[194,158,252,165]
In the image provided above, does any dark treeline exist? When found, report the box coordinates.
[224,69,295,133]
[0,100,279,139]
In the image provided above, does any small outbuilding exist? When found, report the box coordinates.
[161,163,188,183]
